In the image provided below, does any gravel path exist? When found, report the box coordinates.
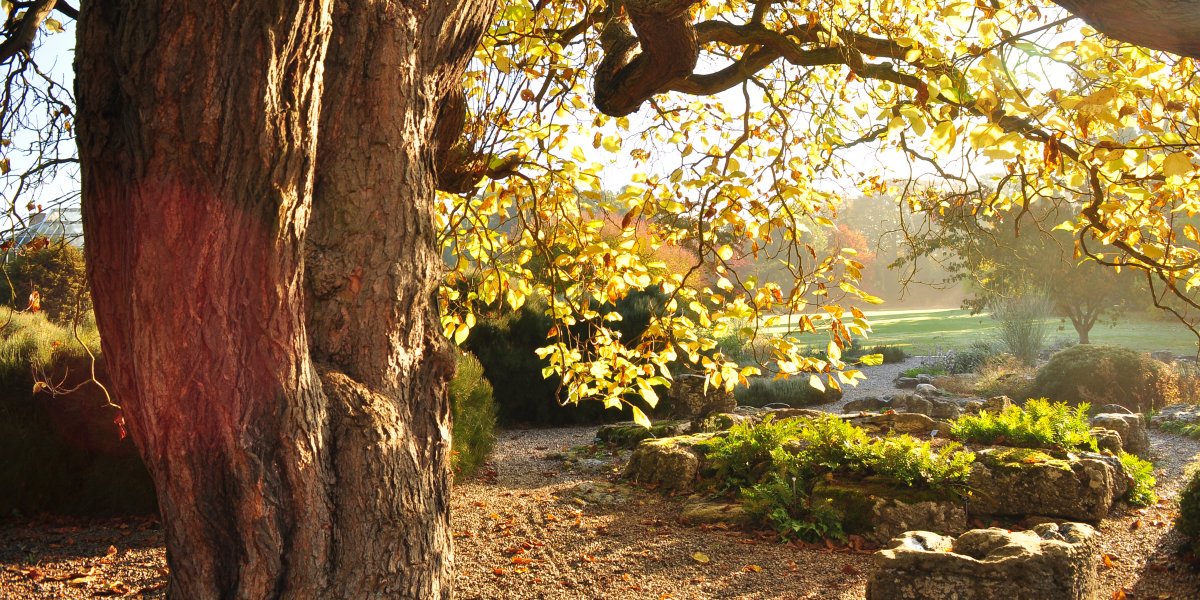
[2,361,1200,599]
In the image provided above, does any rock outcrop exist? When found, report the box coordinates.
[968,448,1130,521]
[667,374,736,419]
[623,433,716,492]
[1091,412,1149,455]
[866,523,1099,600]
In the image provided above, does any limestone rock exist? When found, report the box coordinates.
[692,412,755,433]
[810,481,967,544]
[929,398,963,419]
[623,433,716,492]
[764,407,825,421]
[866,523,1099,600]
[981,396,1013,413]
[679,500,750,526]
[915,383,939,397]
[667,374,736,419]
[1089,427,1124,455]
[1091,413,1150,455]
[916,374,935,385]
[850,411,942,436]
[843,396,888,413]
[596,420,690,448]
[896,377,919,389]
[1094,403,1135,416]
[968,448,1128,521]
[889,394,934,416]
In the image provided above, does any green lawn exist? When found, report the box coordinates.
[761,307,1199,355]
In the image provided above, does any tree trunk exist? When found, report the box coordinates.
[305,1,493,596]
[1073,320,1091,345]
[77,0,491,597]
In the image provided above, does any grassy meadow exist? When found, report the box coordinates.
[761,307,1200,356]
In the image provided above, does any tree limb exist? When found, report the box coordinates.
[1051,0,1200,58]
[0,0,56,66]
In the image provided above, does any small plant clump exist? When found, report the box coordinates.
[734,376,842,408]
[900,365,948,378]
[842,342,908,364]
[449,351,498,479]
[1119,451,1158,506]
[1159,420,1200,440]
[704,416,975,541]
[950,398,1097,452]
[1178,463,1200,558]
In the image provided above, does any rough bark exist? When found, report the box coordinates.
[307,0,493,596]
[77,0,492,597]
[1051,0,1200,58]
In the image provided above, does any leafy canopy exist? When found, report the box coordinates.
[435,0,1200,414]
[2,2,1200,416]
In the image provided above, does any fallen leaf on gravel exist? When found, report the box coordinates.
[106,545,118,556]
[1131,519,1143,530]
[1102,554,1117,569]
[512,556,534,566]
[492,568,507,576]
[691,552,710,564]
[841,564,860,575]
[67,575,97,588]
[1112,589,1127,600]
[744,564,762,573]
[582,554,597,563]
[95,580,131,596]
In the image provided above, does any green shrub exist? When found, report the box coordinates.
[901,365,948,378]
[449,351,497,479]
[1179,463,1200,557]
[734,376,842,408]
[742,475,845,542]
[707,415,975,540]
[1119,451,1157,506]
[701,416,805,488]
[0,243,91,325]
[1160,420,1200,440]
[843,342,907,364]
[845,436,975,494]
[950,398,1097,452]
[1032,344,1179,412]
[946,341,1001,374]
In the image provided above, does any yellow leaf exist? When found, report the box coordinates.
[631,406,651,428]
[931,121,956,155]
[1164,151,1193,182]
[691,552,711,564]
[860,353,884,366]
[808,374,825,392]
